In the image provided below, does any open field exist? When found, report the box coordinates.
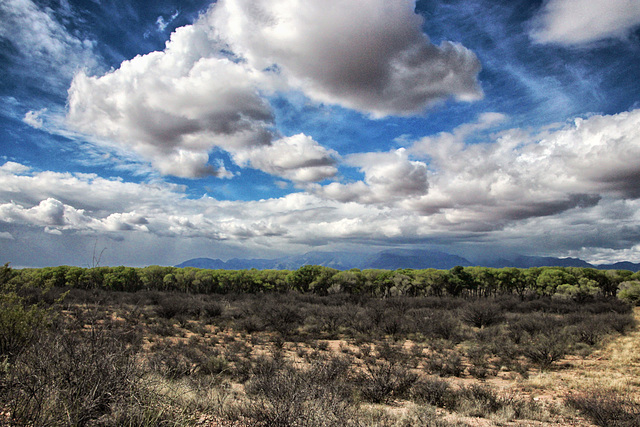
[2,266,639,426]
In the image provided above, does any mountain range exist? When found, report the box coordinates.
[176,249,640,272]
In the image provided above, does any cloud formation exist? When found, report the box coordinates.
[405,109,640,227]
[66,0,481,179]
[210,0,482,117]
[67,17,335,181]
[5,101,640,268]
[0,0,99,92]
[314,149,428,204]
[530,0,640,45]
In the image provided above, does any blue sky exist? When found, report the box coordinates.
[1,0,640,267]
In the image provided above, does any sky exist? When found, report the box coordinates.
[1,0,640,268]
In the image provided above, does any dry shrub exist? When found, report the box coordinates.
[242,355,356,426]
[566,390,640,427]
[3,328,138,426]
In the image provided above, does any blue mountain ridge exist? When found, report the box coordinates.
[175,250,640,271]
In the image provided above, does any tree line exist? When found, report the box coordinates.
[3,263,640,302]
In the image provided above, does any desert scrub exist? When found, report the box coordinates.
[566,389,640,426]
[242,355,357,426]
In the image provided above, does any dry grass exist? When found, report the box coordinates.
[519,308,640,399]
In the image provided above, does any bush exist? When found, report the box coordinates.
[198,355,230,376]
[567,390,640,426]
[3,328,137,426]
[410,376,453,408]
[243,356,356,426]
[426,349,464,377]
[460,300,505,328]
[521,331,568,370]
[417,310,461,341]
[0,292,48,360]
[357,358,418,403]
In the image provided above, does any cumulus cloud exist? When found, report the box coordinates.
[8,109,640,246]
[232,134,338,183]
[66,0,481,180]
[314,148,428,204]
[405,109,640,228]
[0,161,31,175]
[67,19,336,181]
[209,0,482,117]
[530,0,640,45]
[67,26,273,178]
[3,112,640,267]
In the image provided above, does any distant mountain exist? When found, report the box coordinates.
[175,258,228,269]
[176,249,473,270]
[487,255,593,269]
[594,261,640,271]
[364,249,472,270]
[176,250,640,272]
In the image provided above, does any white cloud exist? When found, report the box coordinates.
[0,162,31,174]
[0,0,100,91]
[66,25,274,178]
[5,108,640,265]
[530,0,640,45]
[0,232,14,240]
[209,0,482,117]
[65,0,482,180]
[156,11,179,32]
[232,134,338,183]
[314,148,428,204]
[66,19,336,182]
[405,109,640,227]
[23,109,47,129]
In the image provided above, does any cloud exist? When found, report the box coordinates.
[3,115,640,266]
[0,232,14,240]
[66,19,336,182]
[0,161,31,175]
[156,10,180,32]
[66,0,482,180]
[405,109,640,227]
[231,134,338,183]
[529,0,640,45]
[66,24,274,178]
[23,109,47,129]
[209,0,482,117]
[0,0,100,92]
[314,148,428,204]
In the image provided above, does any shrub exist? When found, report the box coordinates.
[601,312,637,334]
[418,310,461,341]
[460,300,505,328]
[148,343,196,379]
[425,349,464,377]
[262,301,304,336]
[521,331,568,370]
[155,295,193,318]
[3,328,137,426]
[410,376,453,408]
[357,358,418,403]
[567,390,640,426]
[243,356,356,426]
[198,355,230,376]
[200,300,223,318]
[0,292,48,360]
